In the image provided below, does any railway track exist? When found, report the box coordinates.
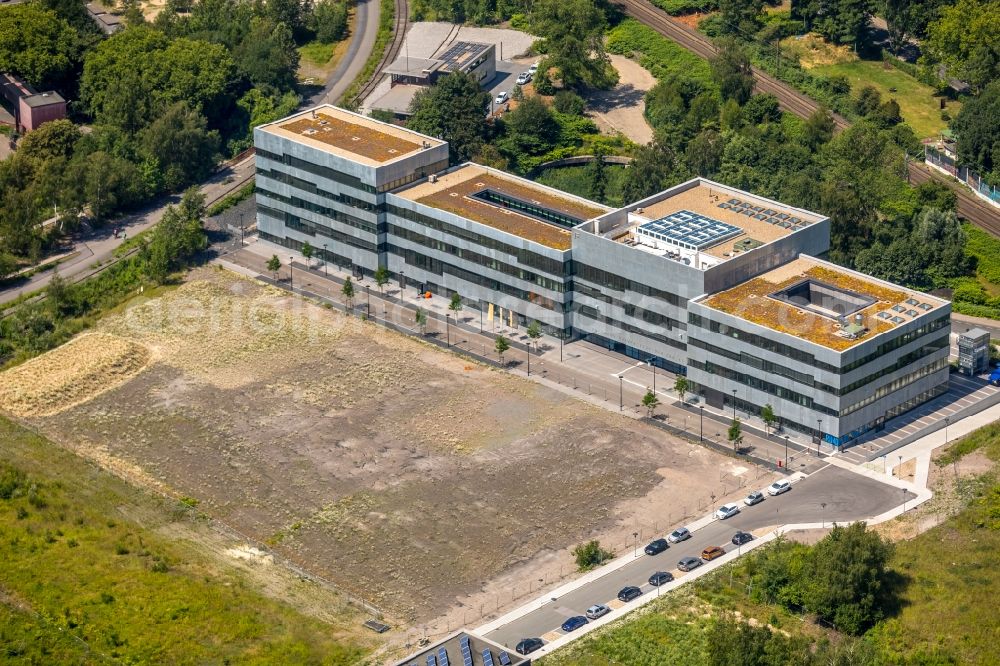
[618,0,999,231]
[353,0,409,105]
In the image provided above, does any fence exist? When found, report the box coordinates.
[925,145,1000,205]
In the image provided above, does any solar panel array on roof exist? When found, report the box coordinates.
[637,209,742,250]
[718,197,811,230]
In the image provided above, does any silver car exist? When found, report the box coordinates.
[516,71,532,85]
[767,480,791,496]
[585,604,610,620]
[667,527,691,543]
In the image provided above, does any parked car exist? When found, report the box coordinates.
[528,61,540,74]
[767,480,791,496]
[667,527,691,543]
[701,545,726,561]
[744,490,765,506]
[649,571,674,586]
[561,615,588,632]
[516,71,532,85]
[732,531,753,546]
[677,556,703,572]
[585,604,611,620]
[644,538,669,555]
[989,367,1000,386]
[495,91,509,105]
[515,638,544,655]
[715,503,741,520]
[617,586,643,602]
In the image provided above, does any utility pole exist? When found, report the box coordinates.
[648,357,656,393]
[323,244,328,276]
[699,404,704,442]
[618,375,624,411]
[446,313,451,347]
[783,435,789,468]
[289,256,294,290]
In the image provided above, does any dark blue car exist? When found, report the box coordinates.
[561,615,588,632]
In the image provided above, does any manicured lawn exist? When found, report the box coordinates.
[0,417,372,664]
[811,59,958,138]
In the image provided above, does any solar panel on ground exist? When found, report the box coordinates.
[482,649,495,666]
[637,209,743,250]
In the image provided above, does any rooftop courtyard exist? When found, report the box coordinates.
[395,164,608,250]
[699,257,946,350]
[258,105,444,166]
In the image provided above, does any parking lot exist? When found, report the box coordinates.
[483,464,914,649]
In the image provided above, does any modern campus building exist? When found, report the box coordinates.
[254,105,952,447]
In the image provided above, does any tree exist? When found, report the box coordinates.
[415,307,428,334]
[374,265,390,294]
[728,418,743,452]
[499,95,560,157]
[553,90,585,115]
[267,254,282,280]
[803,107,836,150]
[572,539,612,571]
[0,4,81,90]
[620,138,689,203]
[449,292,462,315]
[141,101,220,192]
[235,19,300,92]
[741,94,781,125]
[711,38,755,105]
[145,188,207,282]
[925,0,1000,91]
[884,0,919,53]
[342,275,355,310]
[951,81,1000,177]
[586,146,608,202]
[16,120,81,163]
[642,390,660,417]
[408,72,491,163]
[801,523,894,634]
[495,335,510,365]
[761,403,776,435]
[675,375,688,403]
[532,0,617,89]
[301,241,314,265]
[719,0,765,36]
[526,320,542,350]
[311,0,348,42]
[0,252,17,281]
[798,0,876,46]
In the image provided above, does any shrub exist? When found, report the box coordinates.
[573,539,613,571]
[553,90,585,115]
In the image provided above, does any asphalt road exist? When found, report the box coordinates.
[310,0,381,105]
[484,464,913,648]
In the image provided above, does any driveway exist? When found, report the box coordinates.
[585,55,656,145]
[311,0,382,105]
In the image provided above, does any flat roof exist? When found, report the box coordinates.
[434,41,493,72]
[614,181,825,262]
[384,57,443,78]
[257,105,445,166]
[698,257,947,351]
[370,84,424,116]
[395,164,608,251]
[23,91,65,107]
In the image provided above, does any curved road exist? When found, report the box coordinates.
[619,0,1000,235]
[311,0,383,105]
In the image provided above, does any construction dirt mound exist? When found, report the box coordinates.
[0,333,150,417]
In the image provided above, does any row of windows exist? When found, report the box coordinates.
[688,333,949,393]
[689,359,838,416]
[573,282,684,331]
[257,148,375,193]
[258,205,377,252]
[688,312,950,374]
[574,264,686,308]
[388,224,567,293]
[258,188,377,234]
[381,159,448,193]
[839,358,949,417]
[257,169,379,213]
[386,245,561,311]
[575,306,687,351]
[385,203,567,276]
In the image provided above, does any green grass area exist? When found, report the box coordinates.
[651,0,717,15]
[607,19,716,90]
[207,181,256,217]
[535,164,629,207]
[949,224,1000,318]
[0,416,372,664]
[298,40,336,66]
[810,59,955,138]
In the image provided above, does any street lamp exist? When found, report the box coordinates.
[698,404,704,442]
[632,531,639,558]
[944,416,950,445]
[618,375,624,411]
[816,419,823,455]
[731,389,737,421]
[647,357,656,393]
[366,285,371,317]
[560,333,564,363]
[821,502,827,528]
[446,313,451,347]
[289,256,294,289]
[898,454,903,479]
[783,435,789,468]
[322,244,328,276]
[526,343,530,376]
[239,212,245,247]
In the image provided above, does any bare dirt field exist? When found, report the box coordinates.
[1,268,752,634]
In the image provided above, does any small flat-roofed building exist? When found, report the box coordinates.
[688,256,950,445]
[0,73,68,133]
[387,163,608,330]
[85,2,125,35]
[393,631,531,666]
[374,42,496,117]
[253,104,448,273]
